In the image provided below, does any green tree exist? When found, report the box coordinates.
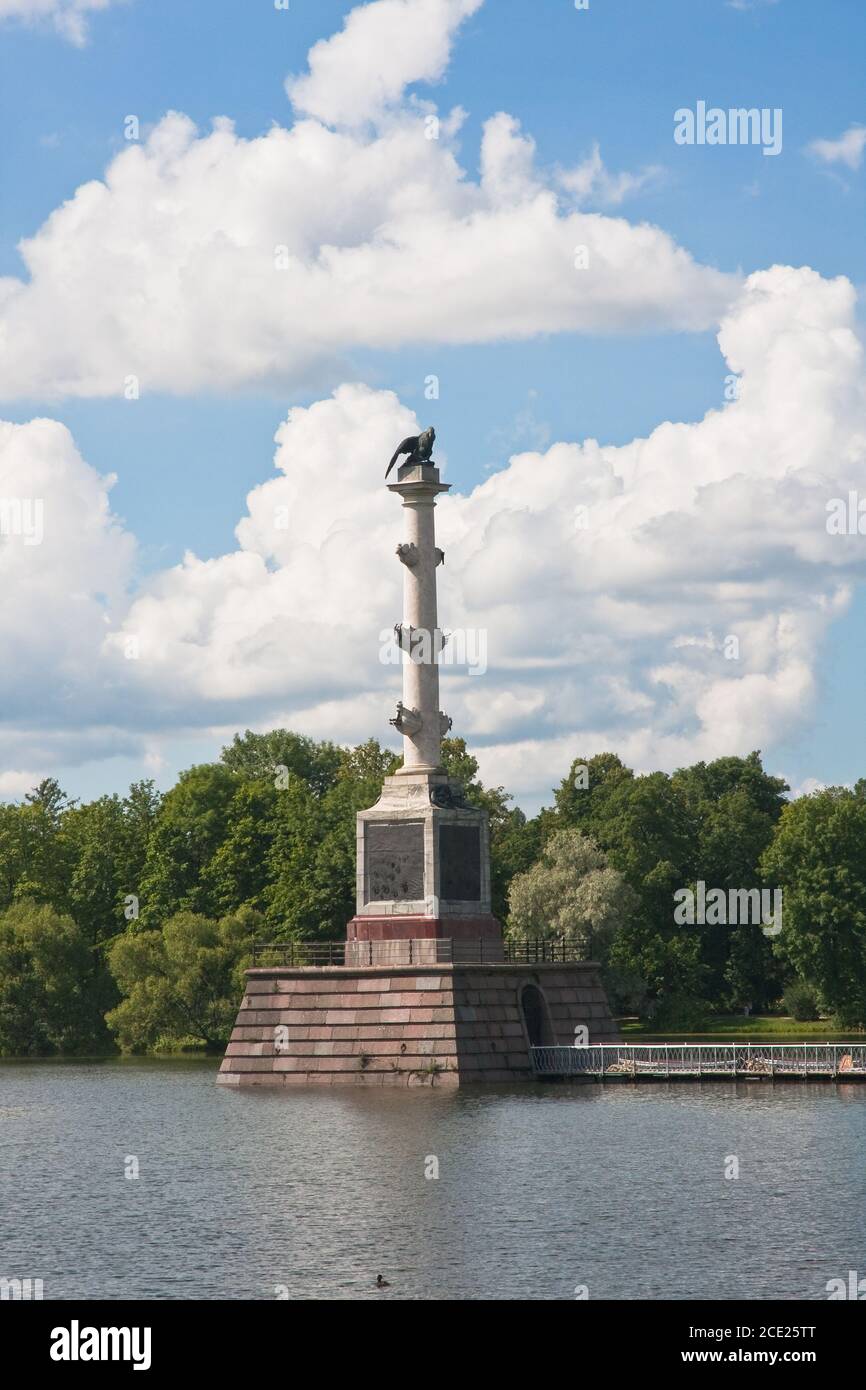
[507,829,636,955]
[491,806,542,924]
[64,795,129,944]
[10,779,76,910]
[137,765,237,926]
[203,778,280,917]
[264,771,376,939]
[672,754,788,1008]
[762,786,866,1025]
[337,737,400,787]
[0,802,26,910]
[550,751,789,1015]
[221,729,343,795]
[0,900,109,1055]
[782,979,821,1022]
[554,752,634,829]
[106,906,266,1051]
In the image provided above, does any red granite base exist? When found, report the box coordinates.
[217,961,619,1087]
[347,914,502,941]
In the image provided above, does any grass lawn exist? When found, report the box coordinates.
[620,1014,862,1040]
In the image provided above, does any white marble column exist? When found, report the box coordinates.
[388,464,450,774]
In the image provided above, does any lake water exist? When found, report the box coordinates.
[1,1059,863,1300]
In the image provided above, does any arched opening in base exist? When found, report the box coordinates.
[519,983,555,1047]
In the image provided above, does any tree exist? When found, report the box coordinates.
[337,737,399,787]
[265,772,374,939]
[762,786,866,1025]
[507,829,636,956]
[9,778,76,911]
[491,806,542,925]
[221,729,343,795]
[106,907,266,1051]
[782,979,821,1022]
[64,795,130,944]
[671,754,788,1008]
[0,900,110,1055]
[137,765,237,926]
[0,802,26,911]
[554,752,634,828]
[203,778,280,918]
[550,750,789,1015]
[672,752,789,824]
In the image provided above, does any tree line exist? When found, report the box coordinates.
[1,731,864,1054]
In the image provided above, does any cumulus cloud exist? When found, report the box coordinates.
[286,0,483,128]
[558,141,664,207]
[806,125,866,171]
[0,1,734,402]
[4,265,865,805]
[0,416,138,774]
[0,0,118,45]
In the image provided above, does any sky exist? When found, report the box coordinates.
[0,0,865,812]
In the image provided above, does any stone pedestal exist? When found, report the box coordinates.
[348,771,501,961]
[217,960,619,1087]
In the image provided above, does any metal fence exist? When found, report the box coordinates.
[249,935,587,968]
[530,1043,866,1079]
[250,941,349,967]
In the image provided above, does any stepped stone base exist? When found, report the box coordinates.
[218,961,619,1087]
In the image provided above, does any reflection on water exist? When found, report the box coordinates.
[1,1059,864,1300]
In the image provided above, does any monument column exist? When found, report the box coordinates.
[345,429,502,958]
[218,424,620,1088]
[389,464,450,774]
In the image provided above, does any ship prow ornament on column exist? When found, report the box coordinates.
[347,449,502,964]
[218,430,618,1088]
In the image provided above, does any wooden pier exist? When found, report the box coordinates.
[530,1042,866,1082]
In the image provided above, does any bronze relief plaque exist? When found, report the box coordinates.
[366,821,425,902]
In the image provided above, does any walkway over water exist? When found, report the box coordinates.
[531,1043,866,1082]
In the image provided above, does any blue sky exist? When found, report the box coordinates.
[0,0,865,809]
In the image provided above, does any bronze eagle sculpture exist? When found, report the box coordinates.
[385,426,435,479]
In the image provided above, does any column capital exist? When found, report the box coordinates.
[387,462,451,501]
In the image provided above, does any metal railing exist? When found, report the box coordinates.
[530,1043,866,1079]
[250,941,349,967]
[249,935,588,968]
[502,937,586,963]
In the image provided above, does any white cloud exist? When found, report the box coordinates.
[0,769,46,798]
[0,416,139,772]
[0,0,118,45]
[286,0,483,128]
[787,776,830,800]
[558,141,664,207]
[3,265,866,807]
[806,125,866,171]
[0,7,735,402]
